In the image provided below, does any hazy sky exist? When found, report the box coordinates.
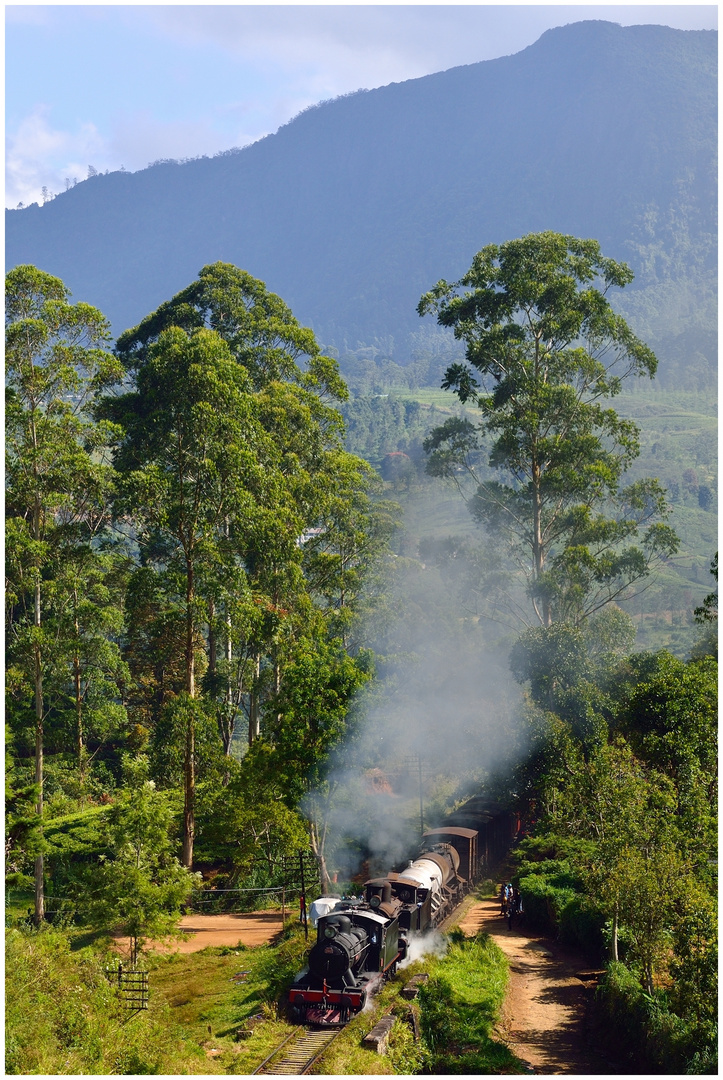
[6,4,717,208]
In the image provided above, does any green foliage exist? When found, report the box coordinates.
[593,961,717,1074]
[419,231,679,626]
[513,839,605,954]
[251,639,371,806]
[196,771,310,879]
[691,553,717,660]
[6,264,127,920]
[617,652,717,879]
[43,806,111,861]
[693,553,717,623]
[5,927,207,1075]
[512,624,717,1068]
[385,1013,428,1074]
[670,893,718,1054]
[5,728,45,889]
[115,261,347,400]
[78,760,196,963]
[96,264,391,870]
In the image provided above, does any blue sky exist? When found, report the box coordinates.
[6,4,717,208]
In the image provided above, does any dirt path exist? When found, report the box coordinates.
[457,897,614,1075]
[116,910,285,955]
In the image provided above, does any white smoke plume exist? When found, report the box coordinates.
[303,486,525,881]
[399,931,448,970]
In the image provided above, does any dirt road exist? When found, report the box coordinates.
[117,910,285,955]
[457,897,614,1074]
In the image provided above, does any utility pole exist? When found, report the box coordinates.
[299,850,308,940]
[418,754,424,839]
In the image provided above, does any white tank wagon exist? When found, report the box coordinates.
[374,842,465,930]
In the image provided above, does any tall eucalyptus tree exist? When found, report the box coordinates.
[5,264,123,921]
[99,325,298,866]
[419,232,678,626]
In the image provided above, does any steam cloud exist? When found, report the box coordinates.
[304,503,524,881]
[399,931,448,969]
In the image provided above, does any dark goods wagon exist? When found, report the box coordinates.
[441,797,519,872]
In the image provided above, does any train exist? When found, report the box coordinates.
[288,799,518,1025]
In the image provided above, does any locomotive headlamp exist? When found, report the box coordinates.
[323,924,337,938]
[369,895,381,908]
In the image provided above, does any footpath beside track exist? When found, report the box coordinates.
[253,890,616,1075]
[457,897,615,1074]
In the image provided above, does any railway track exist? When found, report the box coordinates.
[253,1026,342,1075]
[253,890,477,1075]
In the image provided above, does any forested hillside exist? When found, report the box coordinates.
[5,18,717,1070]
[6,21,716,390]
[7,230,716,1072]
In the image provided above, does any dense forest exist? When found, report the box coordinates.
[5,236,717,1075]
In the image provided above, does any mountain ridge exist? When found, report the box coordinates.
[6,20,716,384]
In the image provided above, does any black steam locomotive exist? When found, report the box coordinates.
[289,802,516,1025]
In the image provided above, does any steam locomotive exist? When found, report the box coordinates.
[289,804,515,1025]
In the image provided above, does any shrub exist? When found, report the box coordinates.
[557,893,606,957]
[593,961,716,1074]
[417,932,525,1073]
[516,872,576,934]
[5,926,207,1074]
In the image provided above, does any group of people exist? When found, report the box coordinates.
[500,882,522,928]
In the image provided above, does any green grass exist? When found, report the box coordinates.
[418,929,526,1074]
[7,917,526,1075]
[144,922,312,1073]
[5,919,313,1075]
[6,926,209,1074]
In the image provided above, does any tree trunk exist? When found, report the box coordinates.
[33,506,45,926]
[531,459,551,626]
[208,598,216,678]
[73,586,85,804]
[185,562,195,699]
[222,606,235,758]
[611,906,619,962]
[182,712,195,868]
[248,651,261,744]
[309,820,331,895]
[34,659,44,926]
[182,559,195,868]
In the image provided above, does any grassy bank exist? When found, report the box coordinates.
[5,921,311,1075]
[417,928,524,1074]
[7,917,523,1075]
[6,927,207,1074]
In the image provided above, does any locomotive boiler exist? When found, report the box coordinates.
[290,888,407,1025]
[289,841,467,1024]
[288,797,516,1025]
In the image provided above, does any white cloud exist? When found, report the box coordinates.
[5,106,257,209]
[6,106,107,208]
[142,5,717,95]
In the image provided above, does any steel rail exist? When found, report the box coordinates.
[253,1026,342,1075]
